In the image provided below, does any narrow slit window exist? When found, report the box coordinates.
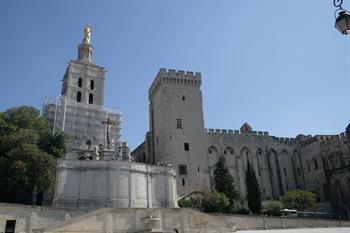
[184,143,190,151]
[176,119,182,129]
[78,78,83,87]
[89,93,93,104]
[76,91,82,103]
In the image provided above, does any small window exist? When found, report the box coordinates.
[78,78,82,87]
[77,91,82,103]
[307,164,311,172]
[297,167,301,175]
[224,150,227,155]
[90,80,95,90]
[198,166,200,172]
[314,160,318,170]
[179,164,187,175]
[89,93,93,104]
[182,96,186,101]
[184,143,190,151]
[176,119,182,129]
[208,148,212,154]
[5,220,16,233]
[182,178,185,186]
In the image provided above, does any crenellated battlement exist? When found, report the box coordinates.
[204,128,298,145]
[149,68,202,99]
[158,68,202,79]
[320,132,348,147]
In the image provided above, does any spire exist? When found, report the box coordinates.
[78,25,93,62]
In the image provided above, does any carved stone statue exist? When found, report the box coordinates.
[102,118,115,149]
[83,24,92,44]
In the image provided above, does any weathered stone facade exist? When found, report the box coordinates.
[43,27,122,160]
[42,27,178,210]
[53,160,177,210]
[133,68,350,214]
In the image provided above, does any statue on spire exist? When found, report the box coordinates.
[83,24,92,44]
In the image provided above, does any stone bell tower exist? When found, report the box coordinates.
[43,25,122,158]
[60,25,105,107]
[148,68,210,195]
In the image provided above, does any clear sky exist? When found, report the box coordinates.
[1,0,349,149]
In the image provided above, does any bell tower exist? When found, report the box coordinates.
[60,25,105,107]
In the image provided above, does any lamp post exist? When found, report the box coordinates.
[334,0,350,34]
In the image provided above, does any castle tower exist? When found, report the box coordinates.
[43,25,122,158]
[148,68,210,195]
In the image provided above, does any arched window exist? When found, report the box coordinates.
[89,93,93,104]
[90,80,95,90]
[226,147,234,155]
[184,142,190,151]
[76,91,82,102]
[78,78,82,87]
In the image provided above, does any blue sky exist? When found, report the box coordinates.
[1,0,349,149]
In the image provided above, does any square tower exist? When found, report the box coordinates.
[148,68,210,195]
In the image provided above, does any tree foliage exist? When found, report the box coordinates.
[281,189,317,211]
[0,106,67,203]
[245,159,262,214]
[213,156,238,213]
[201,189,229,213]
[263,201,283,216]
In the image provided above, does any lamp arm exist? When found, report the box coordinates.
[334,0,344,9]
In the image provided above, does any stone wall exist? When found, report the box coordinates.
[213,214,350,230]
[1,203,350,233]
[53,160,178,210]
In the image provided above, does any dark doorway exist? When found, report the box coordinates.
[5,220,16,233]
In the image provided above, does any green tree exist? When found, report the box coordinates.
[281,189,317,211]
[201,189,229,213]
[0,106,67,204]
[213,156,238,213]
[263,201,283,216]
[245,159,262,214]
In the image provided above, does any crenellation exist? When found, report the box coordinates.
[147,66,350,203]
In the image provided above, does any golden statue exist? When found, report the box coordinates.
[83,24,92,44]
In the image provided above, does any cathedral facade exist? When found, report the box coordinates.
[133,68,350,214]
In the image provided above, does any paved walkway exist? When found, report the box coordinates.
[238,228,350,233]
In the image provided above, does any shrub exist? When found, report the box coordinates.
[281,189,317,211]
[263,201,283,216]
[201,189,229,213]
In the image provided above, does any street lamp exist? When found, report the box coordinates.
[334,0,350,34]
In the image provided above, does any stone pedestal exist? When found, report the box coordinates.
[101,149,116,160]
[143,216,163,233]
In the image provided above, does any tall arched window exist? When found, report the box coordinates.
[90,80,95,90]
[78,78,83,87]
[76,91,82,102]
[89,93,94,104]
